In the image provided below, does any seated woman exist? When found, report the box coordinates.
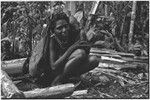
[29,12,99,87]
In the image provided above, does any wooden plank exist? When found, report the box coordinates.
[1,58,27,75]
[23,83,75,98]
[1,70,25,98]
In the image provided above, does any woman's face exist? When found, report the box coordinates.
[54,19,70,41]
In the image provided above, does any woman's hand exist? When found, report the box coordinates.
[66,41,90,57]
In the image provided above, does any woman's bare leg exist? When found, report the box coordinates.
[51,49,99,86]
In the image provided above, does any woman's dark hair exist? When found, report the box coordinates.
[50,12,69,32]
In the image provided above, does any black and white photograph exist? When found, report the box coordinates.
[1,1,149,99]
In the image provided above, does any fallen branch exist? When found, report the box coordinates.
[23,83,75,98]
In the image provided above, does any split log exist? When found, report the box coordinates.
[90,48,135,58]
[71,90,88,96]
[90,61,148,75]
[90,48,115,54]
[1,58,27,75]
[128,1,137,47]
[89,52,122,59]
[101,56,126,63]
[23,83,75,98]
[66,90,88,98]
[134,56,148,62]
[122,57,148,63]
[1,70,25,98]
[115,52,135,58]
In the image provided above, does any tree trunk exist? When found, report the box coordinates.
[28,17,33,56]
[128,1,137,47]
[105,4,108,17]
[69,1,76,15]
[120,16,126,45]
[12,21,18,54]
[90,1,99,14]
[142,17,149,33]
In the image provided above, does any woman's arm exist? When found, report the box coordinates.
[50,39,72,71]
[50,38,90,71]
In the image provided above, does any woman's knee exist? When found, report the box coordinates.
[77,49,86,58]
[64,49,87,74]
[69,49,87,60]
[88,56,99,69]
[75,56,99,75]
